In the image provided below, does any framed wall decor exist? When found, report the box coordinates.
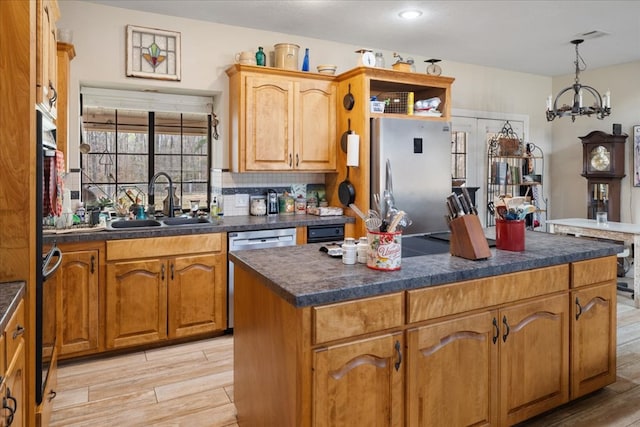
[126,25,181,81]
[634,125,640,186]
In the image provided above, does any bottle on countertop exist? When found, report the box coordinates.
[357,237,368,264]
[75,202,85,222]
[210,196,219,217]
[256,47,266,66]
[342,237,357,265]
[302,48,310,71]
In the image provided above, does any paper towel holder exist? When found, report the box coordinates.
[346,133,359,167]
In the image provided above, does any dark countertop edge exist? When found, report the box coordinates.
[0,281,26,332]
[229,239,620,308]
[43,214,355,244]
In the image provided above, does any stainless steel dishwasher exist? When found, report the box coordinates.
[227,228,297,330]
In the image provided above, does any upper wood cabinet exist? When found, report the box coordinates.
[226,65,337,172]
[56,42,76,171]
[36,0,59,118]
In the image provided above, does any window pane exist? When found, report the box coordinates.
[81,103,210,213]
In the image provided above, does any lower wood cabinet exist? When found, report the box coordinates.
[406,311,497,426]
[2,300,25,427]
[313,332,404,427]
[234,256,616,427]
[571,281,617,398]
[43,242,101,358]
[499,293,569,425]
[105,234,227,350]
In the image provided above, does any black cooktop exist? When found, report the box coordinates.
[402,232,496,258]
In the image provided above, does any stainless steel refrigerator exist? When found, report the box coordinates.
[370,117,452,235]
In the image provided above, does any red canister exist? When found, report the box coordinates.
[495,219,525,251]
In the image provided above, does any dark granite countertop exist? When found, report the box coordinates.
[0,282,25,332]
[229,231,622,308]
[43,214,355,244]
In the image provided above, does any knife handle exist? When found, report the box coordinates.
[461,187,478,215]
[448,194,465,216]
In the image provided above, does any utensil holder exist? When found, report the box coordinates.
[495,219,525,251]
[367,231,402,271]
[449,215,491,260]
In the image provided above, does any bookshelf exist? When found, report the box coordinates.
[486,122,546,229]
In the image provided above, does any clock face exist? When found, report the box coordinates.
[362,51,376,67]
[590,145,611,171]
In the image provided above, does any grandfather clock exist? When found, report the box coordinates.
[580,130,627,222]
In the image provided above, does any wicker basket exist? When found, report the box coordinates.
[376,92,414,114]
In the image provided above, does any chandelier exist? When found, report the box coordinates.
[546,39,611,122]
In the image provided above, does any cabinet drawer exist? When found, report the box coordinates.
[571,256,617,288]
[408,264,569,323]
[313,293,403,344]
[107,233,225,261]
[5,300,25,363]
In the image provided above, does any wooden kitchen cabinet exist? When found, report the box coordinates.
[106,258,168,349]
[43,242,101,358]
[2,300,26,427]
[406,311,498,426]
[227,65,337,172]
[168,253,225,338]
[54,248,99,356]
[406,292,568,426]
[570,256,617,399]
[36,0,59,118]
[106,234,226,350]
[313,332,404,427]
[56,42,76,170]
[499,293,569,425]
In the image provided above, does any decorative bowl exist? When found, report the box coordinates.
[317,64,337,75]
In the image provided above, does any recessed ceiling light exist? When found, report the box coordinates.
[398,9,423,20]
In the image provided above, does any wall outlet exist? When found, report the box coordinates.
[235,193,249,207]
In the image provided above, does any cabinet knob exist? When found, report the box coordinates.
[575,297,583,321]
[502,315,510,342]
[12,325,24,340]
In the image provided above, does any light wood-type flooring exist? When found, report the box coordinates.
[52,280,640,427]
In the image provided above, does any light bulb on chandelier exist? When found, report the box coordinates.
[546,39,611,122]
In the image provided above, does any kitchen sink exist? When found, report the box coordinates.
[162,217,212,226]
[108,219,163,229]
[106,216,213,231]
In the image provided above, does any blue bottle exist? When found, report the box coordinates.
[302,48,309,71]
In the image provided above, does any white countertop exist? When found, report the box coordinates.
[547,218,640,235]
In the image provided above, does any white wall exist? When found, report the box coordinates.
[59,1,640,223]
[549,61,640,223]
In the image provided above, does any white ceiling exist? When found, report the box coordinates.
[87,0,640,77]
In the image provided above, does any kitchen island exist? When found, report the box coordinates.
[230,231,621,426]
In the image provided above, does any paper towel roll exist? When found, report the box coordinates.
[346,133,360,167]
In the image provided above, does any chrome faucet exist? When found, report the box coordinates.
[149,172,175,217]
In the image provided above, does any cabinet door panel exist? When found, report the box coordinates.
[500,293,569,425]
[571,282,617,398]
[245,76,294,170]
[296,79,336,170]
[58,250,99,355]
[407,311,497,427]
[106,259,167,348]
[168,254,226,338]
[314,332,403,427]
[4,341,25,427]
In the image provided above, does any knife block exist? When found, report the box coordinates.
[449,215,491,260]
